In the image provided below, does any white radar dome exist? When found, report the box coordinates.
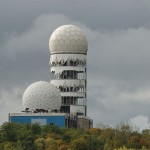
[22,81,61,111]
[49,24,88,54]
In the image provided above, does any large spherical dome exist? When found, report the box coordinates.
[22,81,61,111]
[49,24,88,54]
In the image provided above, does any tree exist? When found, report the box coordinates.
[56,139,70,150]
[141,129,150,148]
[45,137,57,150]
[70,136,88,150]
[0,123,18,142]
[3,142,15,150]
[34,138,45,150]
[115,122,132,148]
[41,125,62,137]
[31,123,41,135]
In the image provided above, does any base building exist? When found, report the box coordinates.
[9,113,92,129]
[9,113,77,128]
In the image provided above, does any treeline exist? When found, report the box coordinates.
[0,122,150,150]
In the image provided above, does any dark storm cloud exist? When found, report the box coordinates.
[0,0,150,130]
[87,27,150,84]
[0,14,76,86]
[0,0,150,40]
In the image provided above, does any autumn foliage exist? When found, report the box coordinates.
[0,122,149,150]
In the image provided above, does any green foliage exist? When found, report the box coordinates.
[0,122,19,142]
[0,122,150,150]
[41,125,62,137]
[34,138,45,150]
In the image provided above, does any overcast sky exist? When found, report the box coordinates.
[0,0,150,131]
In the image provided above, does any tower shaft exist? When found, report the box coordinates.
[50,54,87,116]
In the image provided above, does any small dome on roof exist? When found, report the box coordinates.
[49,24,88,54]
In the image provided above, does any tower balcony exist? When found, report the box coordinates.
[51,79,85,88]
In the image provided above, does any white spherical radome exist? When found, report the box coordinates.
[49,24,88,54]
[22,81,61,111]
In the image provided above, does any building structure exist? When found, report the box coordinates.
[9,25,92,129]
[49,25,88,116]
[9,113,77,128]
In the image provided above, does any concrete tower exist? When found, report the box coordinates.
[49,25,88,116]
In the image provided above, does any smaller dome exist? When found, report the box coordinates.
[49,24,88,54]
[22,81,61,111]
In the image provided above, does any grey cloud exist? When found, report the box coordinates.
[129,115,150,131]
[0,1,150,130]
[0,14,73,87]
[88,82,150,127]
[87,27,150,86]
[0,87,23,125]
[0,0,150,42]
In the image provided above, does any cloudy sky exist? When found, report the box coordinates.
[0,0,150,131]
